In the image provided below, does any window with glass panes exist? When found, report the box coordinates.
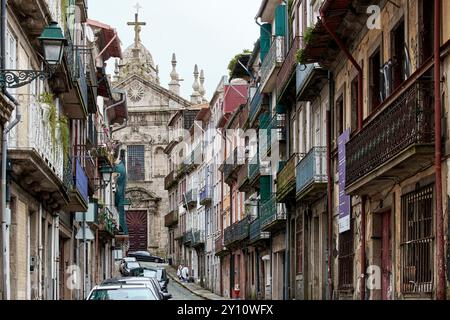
[127,145,145,181]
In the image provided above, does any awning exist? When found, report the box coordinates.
[106,90,128,126]
[96,66,112,98]
[87,19,122,61]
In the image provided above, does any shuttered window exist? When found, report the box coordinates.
[127,145,145,181]
[338,220,354,290]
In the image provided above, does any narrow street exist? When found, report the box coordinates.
[167,279,204,300]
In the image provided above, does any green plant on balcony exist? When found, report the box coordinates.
[296,48,307,65]
[296,26,315,65]
[39,92,58,150]
[227,49,251,77]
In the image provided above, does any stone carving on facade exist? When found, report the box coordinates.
[128,80,145,102]
[126,187,160,209]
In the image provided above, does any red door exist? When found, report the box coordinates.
[381,210,392,300]
[126,211,148,252]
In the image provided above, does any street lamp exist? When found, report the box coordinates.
[123,199,132,211]
[38,21,67,66]
[0,21,67,89]
[100,165,114,185]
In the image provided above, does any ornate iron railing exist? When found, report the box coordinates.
[249,86,263,124]
[296,147,327,196]
[192,230,206,247]
[184,189,197,208]
[346,81,434,186]
[248,152,260,182]
[183,229,194,244]
[260,36,284,91]
[277,153,299,201]
[250,217,270,243]
[164,208,179,227]
[199,185,212,205]
[277,36,300,97]
[73,157,89,205]
[260,195,286,229]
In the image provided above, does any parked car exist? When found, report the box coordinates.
[101,277,172,300]
[87,283,160,300]
[119,258,141,276]
[130,266,170,292]
[127,251,165,263]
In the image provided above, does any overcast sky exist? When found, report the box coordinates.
[88,0,261,101]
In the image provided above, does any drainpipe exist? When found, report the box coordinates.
[434,0,445,301]
[1,0,21,300]
[284,212,289,300]
[360,195,367,300]
[326,71,334,300]
[38,204,43,299]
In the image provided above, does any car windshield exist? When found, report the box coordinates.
[142,269,158,278]
[127,262,140,269]
[89,288,157,300]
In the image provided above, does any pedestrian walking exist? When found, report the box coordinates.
[181,266,189,282]
[177,265,183,280]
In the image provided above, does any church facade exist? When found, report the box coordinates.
[112,12,195,258]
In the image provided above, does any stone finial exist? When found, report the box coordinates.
[169,53,181,95]
[199,69,208,103]
[190,64,201,104]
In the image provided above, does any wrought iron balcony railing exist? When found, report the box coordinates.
[165,170,177,190]
[277,153,300,202]
[249,86,264,125]
[260,36,285,93]
[346,81,434,188]
[199,185,212,205]
[215,233,227,255]
[183,229,194,244]
[296,63,327,101]
[260,195,286,230]
[164,208,179,227]
[184,189,197,209]
[72,157,89,205]
[277,36,301,98]
[250,217,270,243]
[296,147,327,201]
[192,230,206,247]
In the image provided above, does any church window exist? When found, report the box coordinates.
[127,145,145,181]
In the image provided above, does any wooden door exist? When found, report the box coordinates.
[381,210,392,300]
[126,211,148,252]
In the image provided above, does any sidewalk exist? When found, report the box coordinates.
[166,266,227,300]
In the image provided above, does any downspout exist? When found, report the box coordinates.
[1,0,21,300]
[320,9,365,300]
[434,0,445,301]
[38,204,43,299]
[326,71,334,300]
[360,195,367,300]
[284,210,289,299]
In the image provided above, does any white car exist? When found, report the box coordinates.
[87,283,160,300]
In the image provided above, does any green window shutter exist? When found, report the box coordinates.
[275,4,286,37]
[260,23,272,62]
[259,176,272,202]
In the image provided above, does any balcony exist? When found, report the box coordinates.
[346,81,434,195]
[199,186,212,206]
[237,161,250,192]
[7,99,69,212]
[249,87,267,127]
[296,63,328,102]
[215,233,228,256]
[174,227,184,241]
[184,189,197,210]
[260,195,286,231]
[98,207,118,238]
[63,38,89,119]
[296,147,327,202]
[269,113,286,149]
[260,36,285,93]
[277,153,299,202]
[248,153,262,186]
[223,147,245,185]
[67,157,89,212]
[223,225,233,247]
[164,208,179,227]
[192,230,206,248]
[224,218,250,247]
[277,37,300,100]
[165,170,177,190]
[249,218,270,244]
[259,113,271,156]
[183,230,194,245]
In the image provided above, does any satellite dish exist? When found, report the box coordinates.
[86,26,95,43]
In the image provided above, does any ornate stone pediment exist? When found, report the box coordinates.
[126,187,161,210]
